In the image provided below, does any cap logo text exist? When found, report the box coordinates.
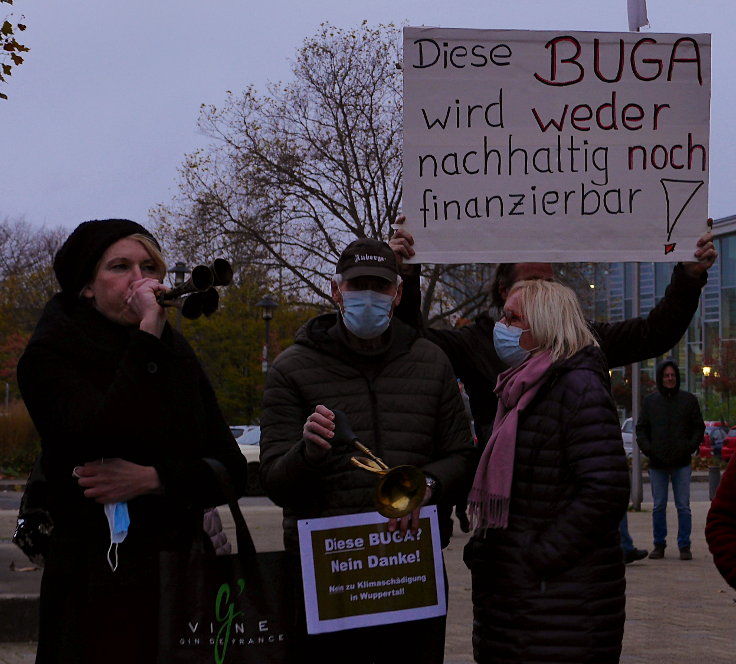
[353,254,386,263]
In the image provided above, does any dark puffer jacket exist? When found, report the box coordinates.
[635,360,704,469]
[463,346,630,664]
[395,263,706,440]
[259,313,475,552]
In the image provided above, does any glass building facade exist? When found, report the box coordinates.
[596,214,736,420]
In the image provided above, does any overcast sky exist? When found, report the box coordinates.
[2,0,734,232]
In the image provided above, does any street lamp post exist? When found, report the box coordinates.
[630,264,643,510]
[256,295,278,373]
[168,261,190,331]
[703,365,712,418]
[702,364,722,497]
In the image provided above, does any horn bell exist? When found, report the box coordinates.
[373,465,426,519]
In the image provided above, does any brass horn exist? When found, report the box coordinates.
[158,264,215,305]
[332,409,427,519]
[174,288,219,320]
[210,258,233,287]
[157,259,233,319]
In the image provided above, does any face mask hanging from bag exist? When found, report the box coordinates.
[104,501,130,572]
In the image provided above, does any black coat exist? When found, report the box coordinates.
[463,346,630,664]
[635,360,704,469]
[18,294,248,664]
[395,263,706,439]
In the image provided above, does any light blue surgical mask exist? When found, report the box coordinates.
[340,289,395,340]
[104,501,130,572]
[493,321,531,368]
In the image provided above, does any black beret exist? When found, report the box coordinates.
[53,219,161,294]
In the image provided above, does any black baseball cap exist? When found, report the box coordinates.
[336,238,398,282]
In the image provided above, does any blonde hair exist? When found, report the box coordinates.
[130,233,167,279]
[81,233,167,298]
[509,280,598,362]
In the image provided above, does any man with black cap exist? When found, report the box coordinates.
[259,237,474,664]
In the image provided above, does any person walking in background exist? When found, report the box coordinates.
[620,462,648,564]
[636,360,705,560]
[17,219,248,664]
[620,512,648,563]
[463,279,629,664]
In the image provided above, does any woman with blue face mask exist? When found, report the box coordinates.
[492,290,536,368]
[17,219,248,664]
[464,279,630,664]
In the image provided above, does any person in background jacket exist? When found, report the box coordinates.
[389,220,715,554]
[390,220,716,445]
[636,360,704,560]
[17,219,248,664]
[464,279,629,664]
[259,238,474,664]
[705,456,736,588]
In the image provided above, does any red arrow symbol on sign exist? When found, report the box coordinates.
[664,243,677,254]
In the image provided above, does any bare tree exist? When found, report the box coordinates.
[156,22,403,306]
[160,23,581,326]
[0,216,65,328]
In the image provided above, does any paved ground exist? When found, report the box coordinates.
[1,482,735,663]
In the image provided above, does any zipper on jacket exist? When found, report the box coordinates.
[367,382,383,457]
[358,354,411,459]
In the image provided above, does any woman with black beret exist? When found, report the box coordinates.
[18,219,248,664]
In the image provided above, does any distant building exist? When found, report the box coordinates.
[589,214,736,417]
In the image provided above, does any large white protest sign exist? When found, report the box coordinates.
[402,27,711,263]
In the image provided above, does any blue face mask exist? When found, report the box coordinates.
[104,501,130,572]
[493,321,531,368]
[340,289,395,340]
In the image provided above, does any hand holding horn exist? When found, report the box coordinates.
[331,409,427,519]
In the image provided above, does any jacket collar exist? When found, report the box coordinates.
[296,311,418,363]
[27,292,178,364]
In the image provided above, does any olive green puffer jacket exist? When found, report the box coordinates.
[259,313,475,552]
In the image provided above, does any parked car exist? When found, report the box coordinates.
[230,425,263,495]
[721,426,736,462]
[621,418,634,458]
[700,421,729,458]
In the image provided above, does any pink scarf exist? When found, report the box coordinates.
[468,350,553,530]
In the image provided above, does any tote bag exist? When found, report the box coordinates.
[157,458,298,664]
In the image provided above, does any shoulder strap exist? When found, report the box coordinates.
[202,458,257,557]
